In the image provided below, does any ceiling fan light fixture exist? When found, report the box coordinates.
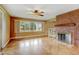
[40,14,44,16]
[27,8,45,16]
[34,10,38,13]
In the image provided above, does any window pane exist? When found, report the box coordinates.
[36,22,42,31]
[25,22,30,32]
[20,21,30,32]
[30,22,36,31]
[19,21,43,32]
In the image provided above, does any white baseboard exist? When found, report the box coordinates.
[2,38,10,48]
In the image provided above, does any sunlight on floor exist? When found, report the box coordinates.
[2,37,79,55]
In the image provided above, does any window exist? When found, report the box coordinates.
[20,21,43,32]
[20,22,30,32]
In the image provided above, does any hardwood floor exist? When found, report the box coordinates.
[2,37,79,55]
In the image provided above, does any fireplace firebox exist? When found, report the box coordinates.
[58,33,66,41]
[58,33,71,44]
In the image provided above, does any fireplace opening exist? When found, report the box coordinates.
[58,33,66,41]
[58,33,71,44]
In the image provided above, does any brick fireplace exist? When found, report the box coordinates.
[48,26,75,45]
[55,27,75,45]
[54,9,79,46]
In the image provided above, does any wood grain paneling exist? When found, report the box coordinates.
[10,17,15,38]
[10,17,48,39]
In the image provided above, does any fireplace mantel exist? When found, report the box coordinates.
[55,23,76,27]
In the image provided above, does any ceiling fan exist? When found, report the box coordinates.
[26,8,44,16]
[33,10,44,16]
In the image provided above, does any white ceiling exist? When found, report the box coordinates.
[2,4,79,20]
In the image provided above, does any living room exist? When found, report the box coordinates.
[0,4,79,55]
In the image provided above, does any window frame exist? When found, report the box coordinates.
[19,21,44,32]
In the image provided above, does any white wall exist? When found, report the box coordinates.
[2,11,7,48]
[0,10,2,49]
[0,5,10,48]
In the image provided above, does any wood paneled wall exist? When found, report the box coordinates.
[10,17,48,39]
